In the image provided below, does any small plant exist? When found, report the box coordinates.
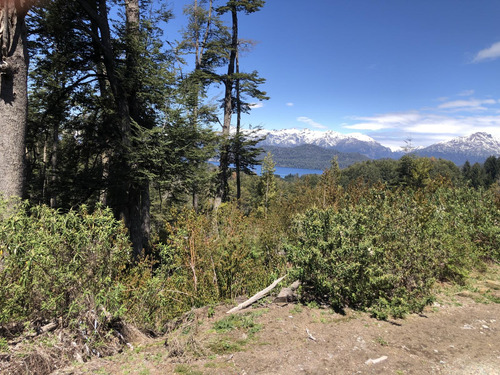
[306,301,319,309]
[213,312,260,333]
[208,338,242,354]
[375,336,388,346]
[0,337,9,352]
[174,364,203,374]
[207,306,215,318]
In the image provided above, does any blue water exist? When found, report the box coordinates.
[251,165,324,177]
[209,161,323,178]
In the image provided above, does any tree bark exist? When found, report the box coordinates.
[0,1,29,200]
[78,0,150,257]
[125,0,151,257]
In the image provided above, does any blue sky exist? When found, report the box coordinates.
[164,0,500,150]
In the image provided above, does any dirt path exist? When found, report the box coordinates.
[52,286,500,375]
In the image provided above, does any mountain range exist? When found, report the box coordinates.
[255,129,500,168]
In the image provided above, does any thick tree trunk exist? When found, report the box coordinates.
[77,0,142,258]
[125,0,151,257]
[0,2,28,200]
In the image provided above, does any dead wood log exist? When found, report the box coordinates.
[226,275,286,314]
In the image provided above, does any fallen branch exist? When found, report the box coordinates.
[8,321,59,346]
[306,328,316,341]
[226,275,287,314]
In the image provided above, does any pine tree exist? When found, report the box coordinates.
[214,0,266,207]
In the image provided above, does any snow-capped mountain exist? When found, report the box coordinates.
[418,132,500,165]
[254,128,393,159]
[252,129,500,166]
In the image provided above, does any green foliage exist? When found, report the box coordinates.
[0,202,130,324]
[257,152,277,215]
[0,337,8,352]
[262,144,369,170]
[213,312,261,333]
[340,157,461,189]
[286,185,500,318]
[124,203,287,331]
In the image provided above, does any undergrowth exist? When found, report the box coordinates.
[287,185,500,318]
[0,179,499,372]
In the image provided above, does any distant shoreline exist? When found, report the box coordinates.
[209,162,323,178]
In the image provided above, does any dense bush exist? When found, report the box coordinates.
[1,170,499,333]
[0,203,131,324]
[286,186,500,318]
[123,202,287,331]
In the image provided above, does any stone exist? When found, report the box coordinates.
[274,287,297,303]
[365,356,388,365]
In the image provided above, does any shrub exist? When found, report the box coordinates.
[286,186,500,318]
[124,203,287,332]
[0,202,131,324]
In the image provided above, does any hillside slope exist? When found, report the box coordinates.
[49,269,500,375]
[261,144,369,170]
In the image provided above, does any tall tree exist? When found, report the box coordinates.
[233,46,268,200]
[26,0,173,256]
[178,0,228,210]
[0,0,33,199]
[214,0,265,208]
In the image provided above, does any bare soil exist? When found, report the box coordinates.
[3,268,500,375]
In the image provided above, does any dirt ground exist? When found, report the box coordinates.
[48,274,500,375]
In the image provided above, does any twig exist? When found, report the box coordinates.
[306,328,316,341]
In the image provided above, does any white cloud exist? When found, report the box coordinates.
[473,41,500,62]
[438,98,496,110]
[249,102,264,109]
[297,116,327,129]
[344,122,389,131]
[343,102,500,148]
[345,112,421,131]
[286,102,294,107]
[404,117,465,134]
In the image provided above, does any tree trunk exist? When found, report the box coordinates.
[125,0,151,257]
[235,48,241,200]
[215,4,238,208]
[0,1,29,200]
[49,122,58,208]
[79,0,149,257]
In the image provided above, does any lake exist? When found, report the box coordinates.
[209,160,323,178]
[209,162,324,178]
[251,165,324,177]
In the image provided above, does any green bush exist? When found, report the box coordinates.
[0,202,131,324]
[124,203,287,332]
[286,186,500,318]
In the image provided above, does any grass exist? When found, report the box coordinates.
[375,336,388,346]
[208,338,245,354]
[433,263,500,306]
[174,364,203,374]
[213,311,263,334]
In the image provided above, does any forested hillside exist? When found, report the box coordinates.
[261,144,369,169]
[1,1,500,374]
